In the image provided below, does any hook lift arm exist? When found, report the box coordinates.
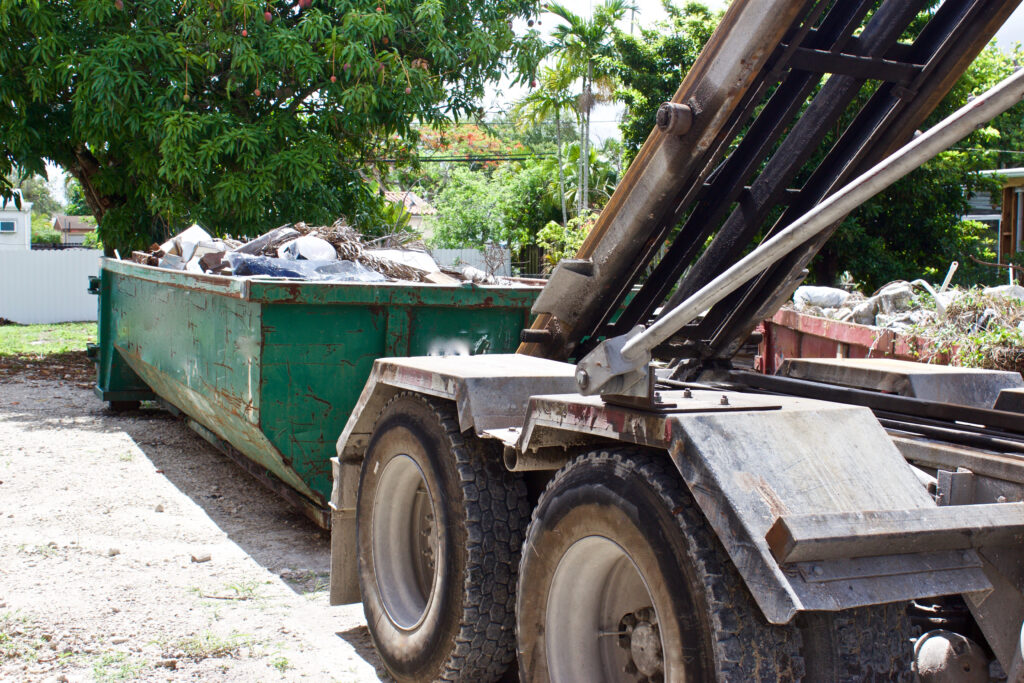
[574,66,1024,401]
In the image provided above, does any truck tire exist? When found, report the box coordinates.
[799,604,917,682]
[517,449,804,682]
[357,392,529,683]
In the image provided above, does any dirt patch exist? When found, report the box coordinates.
[0,377,385,682]
[0,351,94,385]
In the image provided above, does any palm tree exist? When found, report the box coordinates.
[546,0,630,213]
[513,67,577,224]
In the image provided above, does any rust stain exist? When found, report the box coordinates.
[733,471,789,518]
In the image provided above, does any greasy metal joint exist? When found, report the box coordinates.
[656,103,694,136]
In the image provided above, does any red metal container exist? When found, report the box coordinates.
[755,309,951,375]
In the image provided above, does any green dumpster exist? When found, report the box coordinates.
[91,258,541,527]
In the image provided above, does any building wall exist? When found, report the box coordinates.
[1000,184,1024,263]
[0,199,33,252]
[0,250,101,323]
[431,247,512,277]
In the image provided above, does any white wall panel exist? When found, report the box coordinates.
[0,250,102,323]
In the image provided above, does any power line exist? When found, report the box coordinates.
[377,154,555,163]
[951,147,1024,155]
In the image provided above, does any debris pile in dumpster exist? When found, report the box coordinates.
[788,280,1024,374]
[130,220,513,284]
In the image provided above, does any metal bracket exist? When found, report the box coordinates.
[602,374,676,411]
[574,325,650,397]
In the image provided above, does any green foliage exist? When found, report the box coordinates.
[612,1,719,162]
[6,173,63,216]
[83,228,103,250]
[430,160,561,253]
[819,42,1024,290]
[612,2,1024,290]
[911,287,1024,374]
[377,198,413,236]
[0,0,540,253]
[65,178,90,216]
[30,213,61,245]
[559,138,620,210]
[537,211,594,271]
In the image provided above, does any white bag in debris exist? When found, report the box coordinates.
[277,235,338,261]
[793,286,850,309]
[461,266,495,284]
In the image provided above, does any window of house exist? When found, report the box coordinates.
[0,221,15,233]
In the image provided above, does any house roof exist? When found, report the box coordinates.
[384,190,437,216]
[53,215,96,234]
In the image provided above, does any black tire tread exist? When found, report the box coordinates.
[801,603,917,682]
[375,392,530,683]
[522,448,805,682]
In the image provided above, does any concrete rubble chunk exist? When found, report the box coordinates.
[983,284,1024,301]
[851,297,879,325]
[233,226,300,256]
[876,281,915,314]
[157,254,185,271]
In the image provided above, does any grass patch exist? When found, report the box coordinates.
[0,322,96,356]
[0,322,96,382]
[224,579,266,600]
[17,543,59,558]
[91,651,145,682]
[170,631,251,661]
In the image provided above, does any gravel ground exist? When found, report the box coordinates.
[0,373,385,682]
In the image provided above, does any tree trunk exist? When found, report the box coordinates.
[556,109,568,224]
[66,144,164,254]
[813,246,840,285]
[68,145,110,224]
[583,61,593,213]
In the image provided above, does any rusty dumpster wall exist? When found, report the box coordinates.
[756,309,952,375]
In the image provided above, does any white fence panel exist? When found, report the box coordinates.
[431,248,512,277]
[0,250,102,324]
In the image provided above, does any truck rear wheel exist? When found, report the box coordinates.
[517,449,804,682]
[357,392,528,683]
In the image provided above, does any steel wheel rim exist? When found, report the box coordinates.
[371,453,440,630]
[545,535,669,683]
